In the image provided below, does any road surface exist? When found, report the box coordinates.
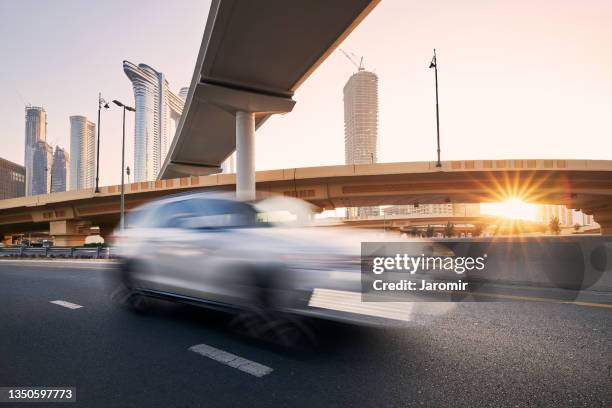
[0,261,610,407]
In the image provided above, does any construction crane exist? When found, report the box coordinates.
[339,48,364,71]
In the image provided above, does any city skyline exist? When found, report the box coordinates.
[0,0,611,189]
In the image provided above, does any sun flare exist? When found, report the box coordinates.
[480,198,537,221]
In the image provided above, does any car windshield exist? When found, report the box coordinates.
[128,195,318,230]
[140,197,268,229]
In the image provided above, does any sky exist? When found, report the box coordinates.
[0,0,611,187]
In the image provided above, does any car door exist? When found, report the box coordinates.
[140,199,212,296]
[163,198,260,305]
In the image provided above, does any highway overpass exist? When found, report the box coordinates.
[1,159,611,244]
[160,0,380,200]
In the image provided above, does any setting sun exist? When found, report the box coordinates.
[481,198,538,221]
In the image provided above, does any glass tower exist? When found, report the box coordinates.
[123,61,185,182]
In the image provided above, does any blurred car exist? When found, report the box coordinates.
[113,193,366,324]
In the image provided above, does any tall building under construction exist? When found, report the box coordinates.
[343,68,379,218]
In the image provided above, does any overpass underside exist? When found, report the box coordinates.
[160,0,380,201]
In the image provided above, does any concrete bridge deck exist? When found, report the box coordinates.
[1,159,611,243]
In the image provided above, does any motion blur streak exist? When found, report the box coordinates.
[309,289,456,322]
[111,192,393,346]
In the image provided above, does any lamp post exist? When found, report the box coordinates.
[112,100,135,231]
[429,49,442,168]
[95,93,110,193]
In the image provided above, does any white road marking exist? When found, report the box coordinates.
[50,300,83,309]
[189,344,273,378]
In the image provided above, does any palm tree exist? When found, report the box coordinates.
[549,216,561,235]
[444,222,455,238]
[425,225,435,238]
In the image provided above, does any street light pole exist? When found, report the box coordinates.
[120,106,126,230]
[95,93,109,193]
[112,100,135,231]
[429,49,442,168]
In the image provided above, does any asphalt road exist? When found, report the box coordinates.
[0,261,610,407]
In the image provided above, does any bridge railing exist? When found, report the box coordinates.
[0,246,118,259]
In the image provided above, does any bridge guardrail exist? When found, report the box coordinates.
[0,246,117,259]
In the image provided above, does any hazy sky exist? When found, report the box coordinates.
[1,0,611,186]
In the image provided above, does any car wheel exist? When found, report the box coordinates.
[111,285,152,313]
[229,310,318,349]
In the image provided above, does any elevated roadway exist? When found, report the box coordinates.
[161,0,380,199]
[1,159,611,244]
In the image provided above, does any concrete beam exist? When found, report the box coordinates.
[50,220,91,247]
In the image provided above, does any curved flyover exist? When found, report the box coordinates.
[159,0,380,180]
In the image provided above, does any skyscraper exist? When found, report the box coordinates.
[343,68,379,218]
[70,116,96,191]
[51,146,70,193]
[0,157,25,199]
[344,69,378,165]
[123,61,185,182]
[31,141,53,195]
[24,106,47,196]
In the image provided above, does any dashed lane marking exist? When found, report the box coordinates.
[50,300,83,309]
[189,344,273,378]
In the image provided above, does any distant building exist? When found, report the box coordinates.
[24,106,47,196]
[0,157,25,200]
[123,61,185,182]
[70,116,96,191]
[51,146,70,193]
[536,204,596,227]
[31,141,53,195]
[571,209,596,227]
[452,203,482,217]
[382,204,454,217]
[343,68,379,218]
[344,69,378,165]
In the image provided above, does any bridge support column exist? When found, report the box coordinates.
[186,82,295,201]
[593,207,612,235]
[97,224,117,245]
[50,220,91,247]
[236,111,256,201]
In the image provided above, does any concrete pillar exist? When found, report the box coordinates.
[236,111,256,201]
[98,224,117,245]
[50,220,90,247]
[593,209,612,236]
